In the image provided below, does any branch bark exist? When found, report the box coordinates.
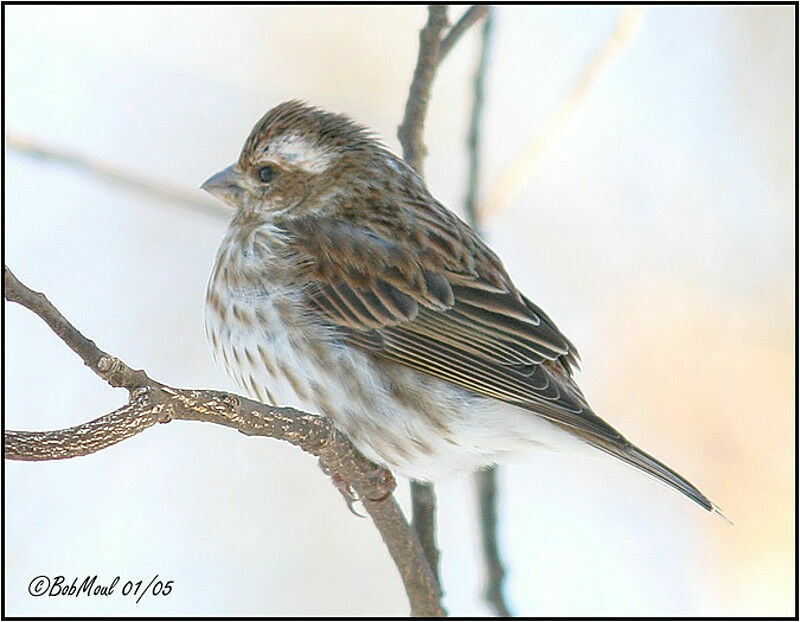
[398,5,489,175]
[4,265,444,617]
[409,479,440,594]
[439,6,490,61]
[476,467,511,617]
[396,5,490,594]
[463,7,492,235]
[397,6,449,175]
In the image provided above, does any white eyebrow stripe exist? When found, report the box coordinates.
[271,131,332,173]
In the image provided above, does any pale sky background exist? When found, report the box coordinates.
[4,5,795,617]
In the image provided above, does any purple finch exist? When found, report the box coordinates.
[202,101,719,514]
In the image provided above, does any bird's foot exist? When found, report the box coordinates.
[318,458,365,516]
[359,464,395,502]
[317,458,395,516]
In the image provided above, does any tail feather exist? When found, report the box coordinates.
[614,442,713,511]
[577,432,722,515]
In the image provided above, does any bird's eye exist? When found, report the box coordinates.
[258,166,275,183]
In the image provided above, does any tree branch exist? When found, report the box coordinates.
[6,133,229,221]
[480,6,646,219]
[3,265,444,617]
[396,5,490,593]
[476,468,510,617]
[409,479,440,595]
[398,5,490,176]
[439,6,490,61]
[397,5,449,175]
[463,7,492,235]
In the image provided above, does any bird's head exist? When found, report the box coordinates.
[202,101,403,219]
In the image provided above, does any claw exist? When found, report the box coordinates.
[331,472,366,517]
[319,458,366,517]
[344,494,366,518]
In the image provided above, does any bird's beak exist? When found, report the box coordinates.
[201,164,245,207]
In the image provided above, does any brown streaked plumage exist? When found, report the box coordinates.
[202,100,722,515]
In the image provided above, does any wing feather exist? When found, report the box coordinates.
[279,215,622,443]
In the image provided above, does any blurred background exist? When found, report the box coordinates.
[4,5,794,616]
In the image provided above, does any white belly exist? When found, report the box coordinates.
[204,273,592,480]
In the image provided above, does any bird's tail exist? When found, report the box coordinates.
[580,433,729,521]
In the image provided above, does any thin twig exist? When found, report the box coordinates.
[409,479,440,593]
[476,469,510,616]
[3,265,444,617]
[480,6,646,219]
[6,133,230,221]
[439,6,490,61]
[398,5,490,176]
[463,9,513,616]
[397,5,450,175]
[464,7,492,234]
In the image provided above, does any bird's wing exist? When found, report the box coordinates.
[280,215,623,442]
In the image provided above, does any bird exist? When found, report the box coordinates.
[201,100,721,516]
